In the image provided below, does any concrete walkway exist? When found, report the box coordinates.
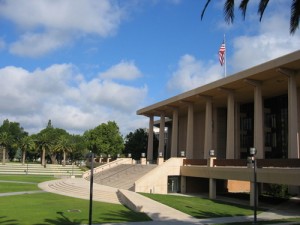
[38,178,300,225]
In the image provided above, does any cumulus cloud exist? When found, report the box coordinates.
[167,54,223,94]
[0,63,147,135]
[167,2,300,95]
[231,4,300,72]
[99,61,142,80]
[0,0,126,57]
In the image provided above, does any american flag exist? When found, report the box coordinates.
[219,41,226,66]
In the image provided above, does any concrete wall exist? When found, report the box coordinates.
[134,158,183,194]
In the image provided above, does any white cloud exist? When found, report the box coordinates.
[167,54,223,94]
[99,61,142,80]
[0,63,147,135]
[230,4,300,72]
[9,31,70,57]
[0,0,126,57]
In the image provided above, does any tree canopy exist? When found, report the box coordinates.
[84,121,124,157]
[201,0,300,34]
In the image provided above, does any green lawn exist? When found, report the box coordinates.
[0,182,41,193]
[0,174,56,183]
[0,175,57,193]
[141,193,256,218]
[217,218,300,225]
[0,175,151,225]
[0,193,151,225]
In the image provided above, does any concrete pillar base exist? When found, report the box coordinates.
[157,157,164,165]
[141,157,147,165]
[209,178,216,199]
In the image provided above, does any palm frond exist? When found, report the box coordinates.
[201,0,212,20]
[290,0,300,34]
[258,0,269,21]
[224,0,235,24]
[239,0,250,20]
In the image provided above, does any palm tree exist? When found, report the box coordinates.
[201,0,300,34]
[36,133,52,167]
[54,135,73,167]
[0,132,11,165]
[19,136,35,165]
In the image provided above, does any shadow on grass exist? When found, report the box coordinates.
[32,212,84,225]
[32,209,151,225]
[0,216,18,225]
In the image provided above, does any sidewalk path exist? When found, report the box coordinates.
[0,190,45,197]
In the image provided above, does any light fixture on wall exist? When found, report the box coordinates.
[209,149,215,157]
[180,151,185,157]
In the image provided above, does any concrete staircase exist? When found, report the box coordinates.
[38,178,121,204]
[86,164,157,190]
[0,163,83,177]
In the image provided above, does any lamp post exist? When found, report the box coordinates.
[88,152,94,225]
[249,147,257,224]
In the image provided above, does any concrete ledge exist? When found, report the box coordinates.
[117,189,143,212]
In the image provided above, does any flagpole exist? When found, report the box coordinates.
[224,34,227,77]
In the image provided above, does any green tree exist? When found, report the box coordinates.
[84,121,124,157]
[54,135,73,166]
[35,122,69,165]
[124,128,159,160]
[35,133,52,166]
[19,135,35,165]
[69,134,88,164]
[124,129,148,160]
[0,119,28,161]
[0,132,11,165]
[201,0,300,34]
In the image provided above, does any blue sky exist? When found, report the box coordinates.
[0,0,299,135]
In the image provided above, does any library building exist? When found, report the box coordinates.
[136,50,300,205]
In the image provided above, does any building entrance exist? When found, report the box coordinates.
[168,176,180,193]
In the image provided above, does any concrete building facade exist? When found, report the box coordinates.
[137,51,300,202]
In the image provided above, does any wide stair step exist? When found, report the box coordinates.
[38,178,121,204]
[86,164,157,190]
[0,163,83,177]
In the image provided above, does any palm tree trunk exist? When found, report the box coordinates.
[22,150,26,165]
[63,151,66,167]
[2,147,6,165]
[42,148,45,167]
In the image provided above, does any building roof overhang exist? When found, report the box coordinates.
[137,50,300,118]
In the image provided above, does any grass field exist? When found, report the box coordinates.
[1,175,299,225]
[141,193,255,218]
[0,175,151,225]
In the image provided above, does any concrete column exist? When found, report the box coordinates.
[277,68,300,158]
[208,155,216,199]
[181,176,186,194]
[171,108,179,157]
[204,97,213,159]
[288,74,299,158]
[186,103,194,159]
[219,88,235,159]
[254,83,264,159]
[244,79,264,159]
[158,113,165,157]
[147,115,154,161]
[227,92,235,159]
[235,103,241,159]
[209,178,216,199]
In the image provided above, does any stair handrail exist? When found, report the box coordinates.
[82,157,132,179]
